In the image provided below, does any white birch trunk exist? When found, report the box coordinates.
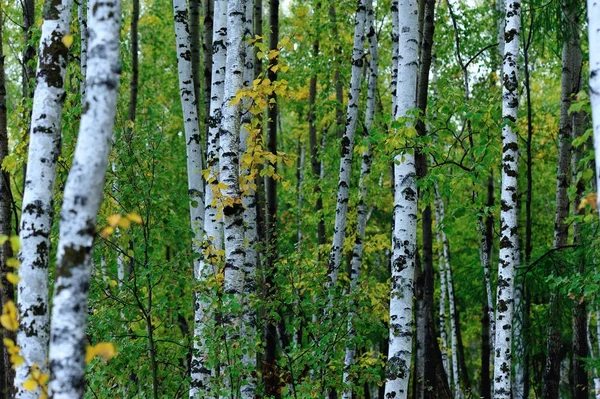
[189,1,227,396]
[385,0,418,397]
[341,2,376,396]
[16,0,73,396]
[220,0,246,395]
[173,0,204,238]
[512,276,525,399]
[443,234,460,398]
[434,186,450,386]
[493,1,521,398]
[588,0,600,217]
[220,0,245,312]
[47,0,121,396]
[326,0,366,290]
[239,1,257,396]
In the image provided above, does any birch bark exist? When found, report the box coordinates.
[588,0,600,213]
[434,187,450,387]
[493,1,521,398]
[16,0,73,396]
[189,0,227,396]
[239,1,258,396]
[326,0,366,290]
[173,0,204,278]
[385,0,419,397]
[220,0,246,394]
[172,0,211,395]
[47,0,121,396]
[341,2,376,396]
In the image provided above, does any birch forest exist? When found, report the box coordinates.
[4,0,600,398]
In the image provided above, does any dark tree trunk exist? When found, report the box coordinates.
[263,0,280,397]
[203,0,213,150]
[481,303,491,399]
[480,173,494,399]
[308,37,325,247]
[0,7,14,398]
[414,0,446,397]
[189,0,200,115]
[544,4,582,399]
[21,0,35,189]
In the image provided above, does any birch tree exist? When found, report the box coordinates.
[589,0,600,215]
[47,0,122,395]
[341,2,376,396]
[544,3,582,397]
[172,0,204,305]
[493,0,521,397]
[189,0,227,396]
[385,0,419,397]
[326,0,366,289]
[172,0,210,394]
[16,0,73,395]
[219,0,247,394]
[239,1,258,396]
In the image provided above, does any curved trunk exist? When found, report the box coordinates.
[326,0,367,290]
[385,0,419,397]
[493,1,521,398]
[341,2,377,396]
[47,0,122,396]
[16,0,74,396]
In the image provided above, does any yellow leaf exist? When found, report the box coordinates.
[0,235,8,246]
[108,214,121,227]
[587,193,598,210]
[100,226,114,239]
[86,342,117,363]
[117,217,131,229]
[11,354,24,367]
[1,301,18,331]
[6,273,20,285]
[22,378,38,391]
[126,213,143,224]
[62,35,74,49]
[10,236,19,253]
[109,280,118,287]
[6,258,19,268]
